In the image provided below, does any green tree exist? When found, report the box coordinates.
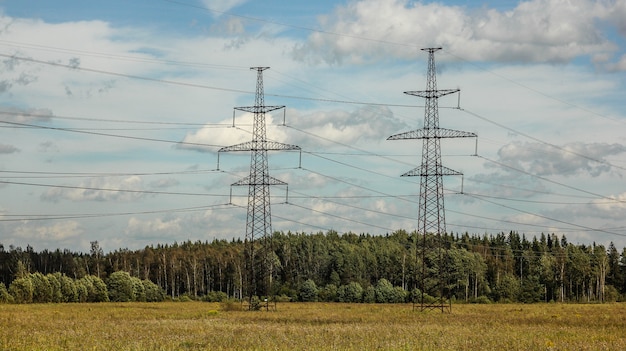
[374,278,395,303]
[299,279,318,302]
[79,275,109,302]
[337,282,363,303]
[30,272,52,303]
[9,277,33,303]
[318,284,337,302]
[0,282,13,303]
[107,271,134,302]
[143,279,165,302]
[131,277,146,302]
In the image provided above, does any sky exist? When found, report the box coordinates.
[0,0,625,253]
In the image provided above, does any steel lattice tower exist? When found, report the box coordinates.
[219,67,300,303]
[388,48,476,312]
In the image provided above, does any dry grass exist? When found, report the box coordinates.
[1,302,625,350]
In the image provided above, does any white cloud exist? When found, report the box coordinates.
[13,220,83,241]
[294,0,621,65]
[201,0,248,16]
[496,141,626,177]
[0,143,19,154]
[41,176,145,202]
[126,217,182,236]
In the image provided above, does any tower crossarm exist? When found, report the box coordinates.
[387,128,477,140]
[235,105,285,114]
[219,141,301,153]
[400,165,463,177]
[404,88,459,99]
[231,175,287,187]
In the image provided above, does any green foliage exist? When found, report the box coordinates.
[374,278,395,303]
[202,291,228,302]
[131,277,146,302]
[55,272,78,303]
[0,282,13,303]
[9,277,33,303]
[362,285,375,303]
[299,279,318,302]
[79,275,109,302]
[107,271,134,302]
[337,282,363,303]
[318,284,338,302]
[143,279,165,302]
[30,273,52,303]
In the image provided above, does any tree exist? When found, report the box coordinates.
[78,275,109,302]
[143,279,165,302]
[374,278,395,303]
[299,279,318,302]
[337,282,363,303]
[107,271,134,302]
[9,277,33,303]
[0,282,13,303]
[131,276,146,302]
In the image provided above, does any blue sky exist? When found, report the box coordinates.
[0,0,625,253]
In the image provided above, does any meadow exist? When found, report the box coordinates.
[0,302,624,350]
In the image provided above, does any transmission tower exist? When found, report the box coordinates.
[219,67,300,305]
[388,48,476,312]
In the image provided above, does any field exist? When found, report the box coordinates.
[1,302,625,350]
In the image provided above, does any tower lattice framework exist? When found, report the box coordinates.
[388,48,476,312]
[219,67,300,303]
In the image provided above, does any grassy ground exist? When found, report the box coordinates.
[0,302,624,350]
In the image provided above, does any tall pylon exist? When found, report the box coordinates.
[219,67,300,304]
[388,48,476,312]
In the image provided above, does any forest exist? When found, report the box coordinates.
[1,230,625,304]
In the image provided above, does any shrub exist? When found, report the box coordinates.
[202,291,228,302]
[318,284,338,302]
[374,279,395,303]
[143,280,165,302]
[79,275,109,302]
[299,279,318,302]
[363,286,375,303]
[131,277,146,302]
[0,282,13,303]
[107,271,134,302]
[338,282,363,303]
[30,272,52,303]
[9,277,33,303]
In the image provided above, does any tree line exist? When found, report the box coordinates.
[1,230,625,304]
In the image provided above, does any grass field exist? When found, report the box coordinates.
[1,302,625,350]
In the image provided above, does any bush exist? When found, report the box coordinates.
[9,277,33,303]
[471,295,492,304]
[143,279,165,302]
[338,282,363,303]
[391,286,407,303]
[318,284,338,302]
[0,282,14,303]
[30,273,52,303]
[107,271,134,302]
[78,275,109,302]
[374,279,395,303]
[363,286,375,303]
[299,279,318,302]
[203,291,228,302]
[131,277,146,302]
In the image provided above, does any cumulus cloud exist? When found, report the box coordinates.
[202,0,248,16]
[177,112,290,152]
[0,106,53,123]
[496,141,626,177]
[0,143,19,154]
[13,220,83,241]
[126,217,182,237]
[293,0,622,66]
[291,105,407,149]
[41,176,146,202]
